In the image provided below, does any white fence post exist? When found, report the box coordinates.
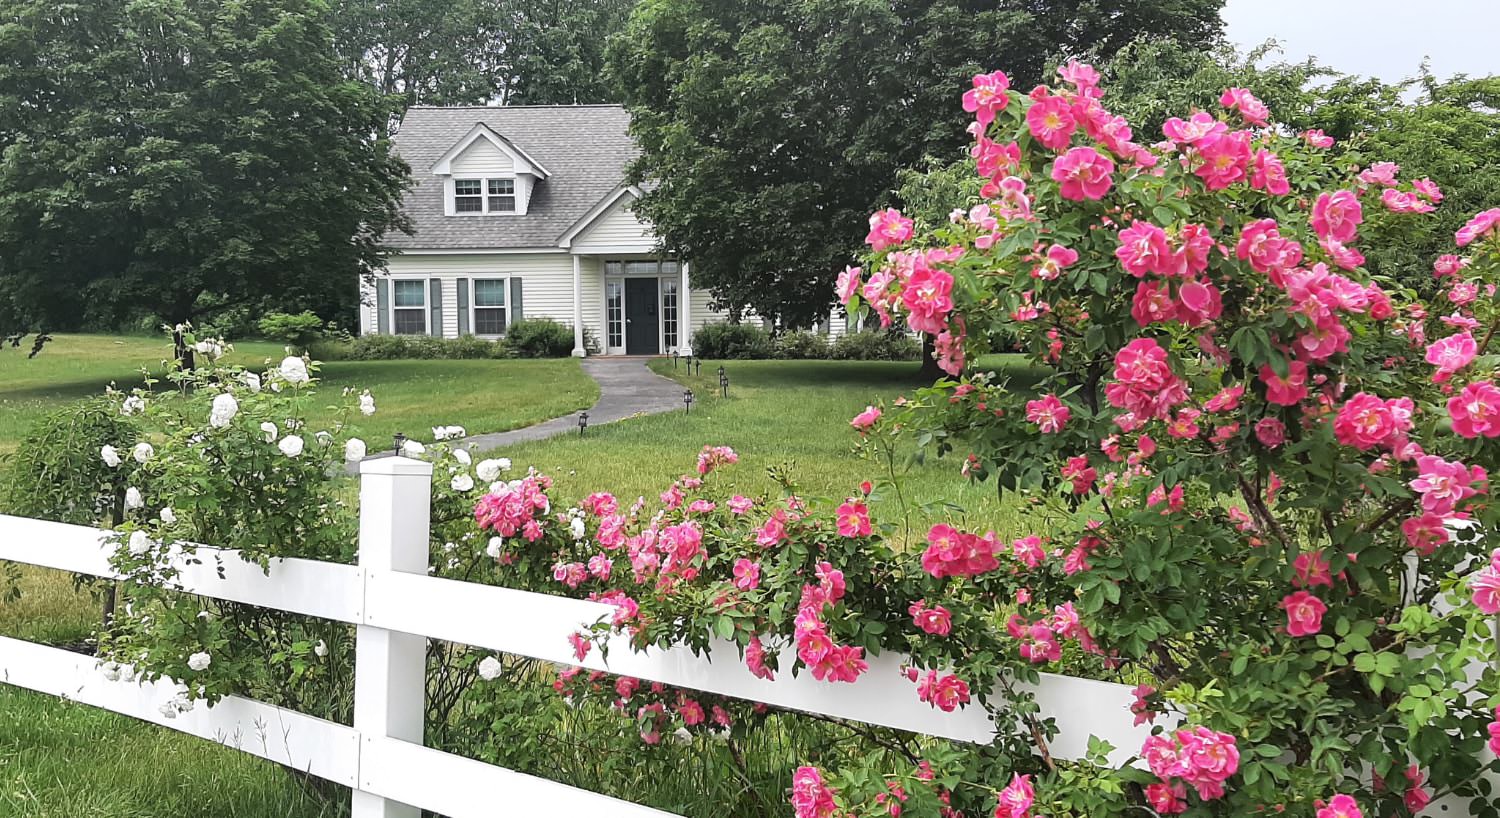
[353,456,433,818]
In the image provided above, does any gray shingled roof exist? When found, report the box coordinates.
[384,105,637,250]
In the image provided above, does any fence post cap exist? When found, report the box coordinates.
[359,456,434,477]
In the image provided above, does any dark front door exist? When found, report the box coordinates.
[624,277,660,355]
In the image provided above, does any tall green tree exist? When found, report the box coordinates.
[0,0,410,331]
[332,0,634,109]
[608,0,1226,327]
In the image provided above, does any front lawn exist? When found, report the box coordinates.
[486,355,1040,534]
[0,334,598,455]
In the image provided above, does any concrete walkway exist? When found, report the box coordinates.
[458,357,684,452]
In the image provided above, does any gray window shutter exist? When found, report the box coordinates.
[429,278,443,337]
[375,279,390,334]
[510,277,524,324]
[456,278,470,335]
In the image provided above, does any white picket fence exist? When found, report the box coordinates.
[0,456,1404,817]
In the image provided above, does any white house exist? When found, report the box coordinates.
[359,104,730,356]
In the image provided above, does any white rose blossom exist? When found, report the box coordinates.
[159,507,177,524]
[187,652,212,672]
[345,438,367,462]
[453,449,472,466]
[100,661,122,682]
[209,393,238,429]
[242,372,262,393]
[278,355,310,385]
[124,487,144,510]
[132,442,154,464]
[260,421,278,443]
[485,537,504,559]
[121,395,146,415]
[101,445,122,468]
[278,435,305,458]
[475,458,511,482]
[359,391,376,416]
[450,473,475,492]
[401,439,426,457]
[314,640,328,658]
[477,656,503,681]
[126,530,155,557]
[432,425,466,441]
[570,516,586,541]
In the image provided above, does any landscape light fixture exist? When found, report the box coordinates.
[694,358,702,376]
[683,389,695,414]
[718,366,729,398]
[578,411,589,436]
[393,432,407,455]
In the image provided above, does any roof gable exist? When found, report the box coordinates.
[430,123,552,179]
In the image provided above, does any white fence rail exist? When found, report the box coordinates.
[0,457,1178,817]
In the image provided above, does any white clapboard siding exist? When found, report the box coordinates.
[449,138,513,178]
[571,198,656,254]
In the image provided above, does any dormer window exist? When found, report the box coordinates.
[453,177,517,215]
[488,179,516,212]
[455,179,483,212]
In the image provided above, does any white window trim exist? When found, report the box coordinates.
[467,277,511,339]
[451,176,520,216]
[389,278,429,336]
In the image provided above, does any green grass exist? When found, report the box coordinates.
[0,687,342,818]
[488,356,1040,535]
[0,334,598,455]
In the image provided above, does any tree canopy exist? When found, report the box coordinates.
[0,0,410,332]
[332,0,635,109]
[608,0,1227,327]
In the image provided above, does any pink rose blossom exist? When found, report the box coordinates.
[732,558,761,591]
[1254,417,1287,448]
[1401,513,1450,556]
[961,70,1011,127]
[1447,381,1500,438]
[1130,684,1157,726]
[1410,454,1487,516]
[1303,129,1334,148]
[1382,188,1435,213]
[1163,111,1225,145]
[1282,591,1327,636]
[1311,190,1364,244]
[1219,87,1269,125]
[901,267,955,335]
[1470,550,1500,614]
[1332,392,1414,451]
[850,405,881,432]
[994,773,1035,818]
[1194,129,1252,190]
[1026,94,1077,150]
[1145,781,1187,815]
[914,670,971,712]
[835,266,862,305]
[836,501,871,538]
[1251,148,1290,195]
[908,600,953,636]
[1317,794,1364,818]
[1024,394,1071,433]
[1259,361,1310,406]
[1050,146,1115,201]
[1456,207,1500,247]
[791,766,838,818]
[866,208,914,251]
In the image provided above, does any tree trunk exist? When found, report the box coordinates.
[917,333,944,381]
[171,327,196,373]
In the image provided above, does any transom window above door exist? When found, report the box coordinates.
[453,178,518,215]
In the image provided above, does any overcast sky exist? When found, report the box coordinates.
[1222,0,1500,83]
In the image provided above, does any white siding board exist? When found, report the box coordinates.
[450,139,513,177]
[442,279,459,338]
[571,199,657,253]
[359,277,377,336]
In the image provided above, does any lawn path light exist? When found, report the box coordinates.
[694,358,701,376]
[393,432,407,455]
[578,411,589,436]
[672,350,680,370]
[718,366,728,398]
[683,389,695,414]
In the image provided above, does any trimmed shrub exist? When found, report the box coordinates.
[774,330,830,359]
[502,319,575,358]
[331,334,501,360]
[692,323,773,359]
[256,311,327,351]
[829,329,920,361]
[2,397,138,524]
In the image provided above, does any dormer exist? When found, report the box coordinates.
[431,123,552,217]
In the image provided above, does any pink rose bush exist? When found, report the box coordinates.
[815,62,1500,817]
